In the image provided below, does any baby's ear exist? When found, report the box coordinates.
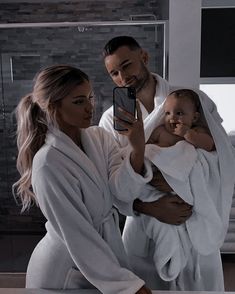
[193,111,200,123]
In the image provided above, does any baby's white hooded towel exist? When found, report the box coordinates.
[139,88,235,281]
[99,77,235,289]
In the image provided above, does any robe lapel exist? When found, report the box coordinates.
[46,127,105,194]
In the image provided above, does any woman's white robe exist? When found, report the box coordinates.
[26,126,152,294]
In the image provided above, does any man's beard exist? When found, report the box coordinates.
[134,66,150,93]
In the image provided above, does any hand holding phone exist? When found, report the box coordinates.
[113,86,136,131]
[114,98,146,176]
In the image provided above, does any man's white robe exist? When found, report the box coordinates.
[26,126,152,293]
[99,74,235,291]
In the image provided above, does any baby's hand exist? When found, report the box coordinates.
[174,122,190,137]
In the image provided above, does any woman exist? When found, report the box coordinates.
[13,64,152,293]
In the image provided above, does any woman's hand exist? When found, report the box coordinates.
[136,285,152,294]
[115,100,145,153]
[115,101,145,174]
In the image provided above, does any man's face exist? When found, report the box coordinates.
[104,46,150,93]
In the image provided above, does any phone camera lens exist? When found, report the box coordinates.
[128,88,135,97]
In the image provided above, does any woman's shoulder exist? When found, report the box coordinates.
[33,144,61,173]
[85,126,117,150]
[86,125,113,139]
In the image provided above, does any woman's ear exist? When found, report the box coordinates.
[140,49,149,65]
[193,111,200,123]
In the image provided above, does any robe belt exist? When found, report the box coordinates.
[193,252,201,281]
[94,207,119,234]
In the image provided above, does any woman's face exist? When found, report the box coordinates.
[57,80,94,130]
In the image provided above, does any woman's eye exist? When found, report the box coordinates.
[177,112,183,115]
[73,98,85,105]
[111,71,118,77]
[89,95,95,104]
[73,96,94,105]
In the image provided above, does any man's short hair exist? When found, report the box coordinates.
[103,36,141,58]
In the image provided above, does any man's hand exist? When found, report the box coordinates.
[149,169,172,192]
[150,194,192,224]
[136,285,152,294]
[134,194,193,225]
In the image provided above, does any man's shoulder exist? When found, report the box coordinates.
[99,105,113,128]
[101,105,113,117]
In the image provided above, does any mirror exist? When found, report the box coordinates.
[0,20,167,271]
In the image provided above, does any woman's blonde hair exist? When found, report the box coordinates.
[13,64,89,211]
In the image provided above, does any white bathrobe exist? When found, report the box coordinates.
[26,126,152,294]
[99,73,170,156]
[99,77,235,290]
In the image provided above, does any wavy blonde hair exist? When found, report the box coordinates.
[13,65,89,211]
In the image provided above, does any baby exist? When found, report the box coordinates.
[148,89,214,150]
[147,89,215,187]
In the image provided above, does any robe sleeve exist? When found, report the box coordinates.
[32,163,144,294]
[99,107,130,155]
[99,107,120,143]
[101,129,153,203]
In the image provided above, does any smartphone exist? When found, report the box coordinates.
[113,86,136,131]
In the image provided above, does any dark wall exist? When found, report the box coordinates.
[201,8,235,78]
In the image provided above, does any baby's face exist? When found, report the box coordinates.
[164,94,198,134]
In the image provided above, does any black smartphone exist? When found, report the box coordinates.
[113,86,136,131]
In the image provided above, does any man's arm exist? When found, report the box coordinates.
[135,168,193,225]
[133,195,192,225]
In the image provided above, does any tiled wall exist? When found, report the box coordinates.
[0,0,168,271]
[0,1,168,23]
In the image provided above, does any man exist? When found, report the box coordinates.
[99,36,226,291]
[99,36,191,224]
